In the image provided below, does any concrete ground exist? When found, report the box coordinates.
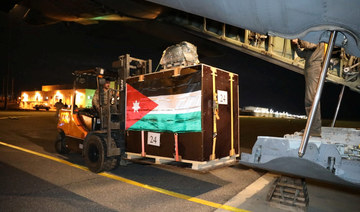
[216,173,360,212]
[1,110,359,211]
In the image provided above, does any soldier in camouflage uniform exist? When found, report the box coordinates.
[92,80,116,128]
[292,39,325,136]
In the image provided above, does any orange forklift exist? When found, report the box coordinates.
[55,55,152,172]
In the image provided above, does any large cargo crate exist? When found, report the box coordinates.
[125,64,239,168]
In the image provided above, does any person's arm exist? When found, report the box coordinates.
[299,40,318,49]
[292,39,313,59]
[92,90,100,111]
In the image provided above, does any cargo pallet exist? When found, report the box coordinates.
[126,152,238,171]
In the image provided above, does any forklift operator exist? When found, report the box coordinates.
[92,79,111,113]
[92,78,119,129]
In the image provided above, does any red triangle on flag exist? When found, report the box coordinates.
[126,84,158,129]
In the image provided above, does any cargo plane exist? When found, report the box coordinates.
[5,0,360,187]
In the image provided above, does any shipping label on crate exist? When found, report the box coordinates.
[147,132,160,146]
[217,90,228,105]
[126,71,202,133]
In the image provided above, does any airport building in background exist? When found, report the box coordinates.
[19,85,95,110]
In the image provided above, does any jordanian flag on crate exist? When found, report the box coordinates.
[126,71,201,133]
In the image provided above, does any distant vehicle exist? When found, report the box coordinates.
[33,104,50,111]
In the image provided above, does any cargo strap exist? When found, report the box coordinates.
[172,67,182,77]
[174,133,180,161]
[324,43,328,56]
[141,131,146,157]
[229,73,235,156]
[210,67,219,160]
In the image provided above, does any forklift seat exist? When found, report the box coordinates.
[77,108,100,131]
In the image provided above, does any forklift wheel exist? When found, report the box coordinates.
[83,134,118,173]
[55,132,70,154]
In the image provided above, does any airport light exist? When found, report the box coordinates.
[75,90,85,107]
[35,92,42,102]
[55,91,63,101]
[22,93,28,102]
[247,106,307,119]
[75,90,84,95]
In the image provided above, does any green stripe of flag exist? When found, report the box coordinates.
[128,111,201,133]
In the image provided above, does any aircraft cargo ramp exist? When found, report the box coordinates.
[240,127,360,187]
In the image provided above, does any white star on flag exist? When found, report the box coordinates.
[132,100,140,112]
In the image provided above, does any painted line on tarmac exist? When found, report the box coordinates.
[215,173,277,212]
[0,141,88,171]
[0,141,250,212]
[0,116,30,120]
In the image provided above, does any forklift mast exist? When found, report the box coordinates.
[112,54,152,130]
[104,54,152,157]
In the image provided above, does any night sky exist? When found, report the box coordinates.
[1,12,359,120]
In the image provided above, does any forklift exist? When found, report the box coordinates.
[55,54,152,172]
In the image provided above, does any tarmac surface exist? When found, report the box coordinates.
[0,110,359,212]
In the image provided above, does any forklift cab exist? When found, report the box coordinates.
[57,67,118,140]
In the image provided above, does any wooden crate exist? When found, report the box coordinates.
[125,64,239,165]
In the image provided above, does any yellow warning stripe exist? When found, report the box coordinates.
[0,141,249,212]
[324,43,328,56]
[210,67,218,160]
[229,73,235,156]
[0,141,89,171]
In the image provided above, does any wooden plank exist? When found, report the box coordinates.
[269,201,306,212]
[274,188,305,196]
[271,197,307,207]
[272,192,306,201]
[277,182,305,190]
